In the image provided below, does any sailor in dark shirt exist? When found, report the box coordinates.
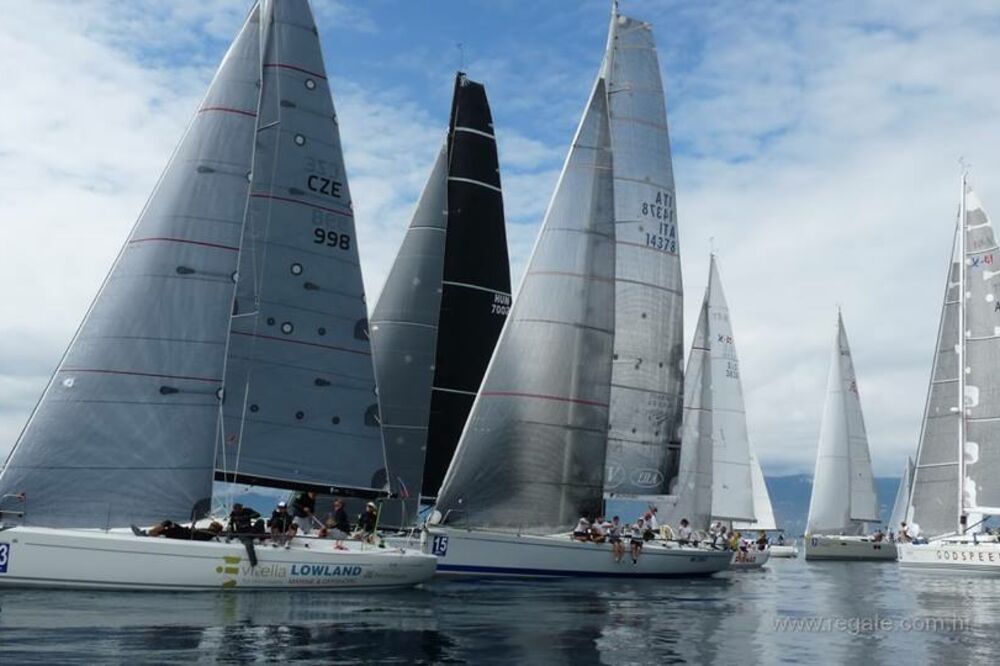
[228,503,261,536]
[357,502,378,542]
[320,498,352,550]
[291,491,317,534]
[269,501,297,548]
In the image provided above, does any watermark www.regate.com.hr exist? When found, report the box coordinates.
[773,614,970,635]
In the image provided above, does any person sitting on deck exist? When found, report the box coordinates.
[356,502,379,542]
[630,518,645,564]
[590,516,607,543]
[319,498,352,550]
[677,518,693,545]
[572,516,592,542]
[269,501,297,549]
[642,511,657,542]
[291,491,318,535]
[608,516,625,562]
[227,503,263,540]
[872,528,885,543]
[899,521,913,543]
[144,520,224,541]
[756,531,768,551]
[713,525,728,550]
[777,532,786,546]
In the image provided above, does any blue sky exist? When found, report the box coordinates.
[3,1,1000,477]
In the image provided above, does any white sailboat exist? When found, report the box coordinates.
[0,0,435,590]
[734,455,797,558]
[887,456,914,538]
[423,8,732,578]
[898,173,1000,574]
[667,255,770,570]
[804,313,894,561]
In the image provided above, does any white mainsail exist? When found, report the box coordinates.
[602,11,684,497]
[733,454,778,531]
[888,456,914,533]
[806,312,880,535]
[670,256,755,527]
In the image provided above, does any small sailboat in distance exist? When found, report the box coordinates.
[898,171,1000,573]
[887,456,914,539]
[804,312,895,561]
[0,0,435,591]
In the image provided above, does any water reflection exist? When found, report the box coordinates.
[2,561,1000,664]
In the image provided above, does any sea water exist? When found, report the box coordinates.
[1,556,998,664]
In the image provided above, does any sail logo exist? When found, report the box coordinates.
[307,175,343,199]
[606,463,626,488]
[0,542,10,574]
[491,293,511,316]
[630,469,664,488]
[969,253,994,270]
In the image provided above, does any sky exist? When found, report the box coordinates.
[2,0,1000,477]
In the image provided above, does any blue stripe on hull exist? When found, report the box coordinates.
[436,563,718,579]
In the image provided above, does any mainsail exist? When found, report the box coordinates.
[888,456,914,533]
[0,7,263,527]
[669,256,754,527]
[422,74,511,499]
[434,78,615,533]
[217,0,386,496]
[602,11,685,497]
[806,313,880,535]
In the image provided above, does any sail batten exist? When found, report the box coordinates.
[0,5,264,528]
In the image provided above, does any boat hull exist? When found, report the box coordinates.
[0,526,436,591]
[804,535,897,561]
[768,544,799,558]
[424,527,732,578]
[898,539,1000,574]
[730,548,770,570]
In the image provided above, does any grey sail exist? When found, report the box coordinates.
[368,145,448,523]
[909,227,961,537]
[669,256,754,527]
[435,78,616,533]
[602,11,684,497]
[888,456,914,532]
[0,7,262,528]
[956,187,1000,517]
[806,313,880,535]
[218,0,385,496]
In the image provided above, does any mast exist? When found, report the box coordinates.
[957,168,968,535]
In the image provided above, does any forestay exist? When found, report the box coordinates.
[603,12,684,497]
[806,314,880,535]
[435,79,616,534]
[0,7,262,527]
[219,0,386,495]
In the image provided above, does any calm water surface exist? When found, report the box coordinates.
[2,556,998,664]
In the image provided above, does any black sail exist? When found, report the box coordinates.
[421,74,512,499]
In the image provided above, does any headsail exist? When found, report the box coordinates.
[602,10,685,497]
[422,74,511,500]
[0,6,263,527]
[368,145,448,521]
[669,256,754,527]
[733,454,778,531]
[434,78,615,533]
[806,313,880,535]
[218,0,385,496]
[888,456,914,533]
[909,225,961,537]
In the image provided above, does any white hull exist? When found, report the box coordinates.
[425,527,732,578]
[768,544,799,558]
[729,548,770,570]
[804,534,897,561]
[0,526,436,591]
[898,538,1000,574]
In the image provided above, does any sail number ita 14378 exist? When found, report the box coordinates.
[641,190,676,254]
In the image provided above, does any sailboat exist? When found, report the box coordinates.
[733,455,794,557]
[887,456,914,539]
[0,0,435,590]
[369,72,511,528]
[898,173,1000,573]
[423,8,732,578]
[668,255,771,570]
[804,312,894,560]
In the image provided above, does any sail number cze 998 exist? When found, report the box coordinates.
[641,190,676,254]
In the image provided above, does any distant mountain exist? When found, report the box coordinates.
[766,474,900,537]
